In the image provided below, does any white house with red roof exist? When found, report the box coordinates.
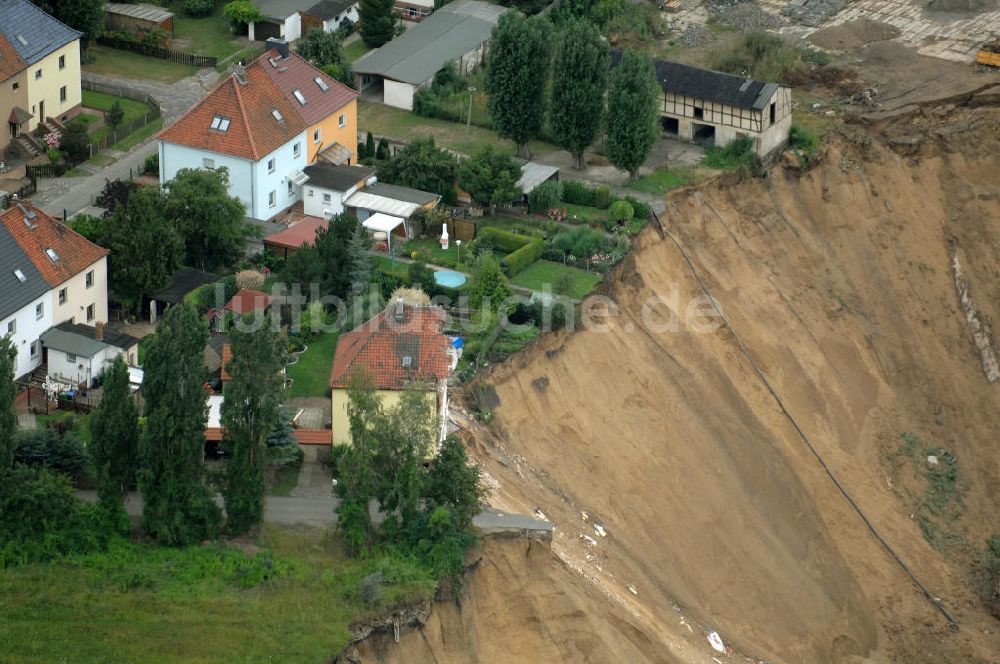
[157,39,358,221]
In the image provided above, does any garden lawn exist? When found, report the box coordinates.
[344,40,371,63]
[286,330,340,398]
[511,260,602,300]
[373,254,410,279]
[112,118,164,151]
[173,8,242,61]
[82,90,151,124]
[562,203,607,225]
[626,169,690,195]
[83,44,196,83]
[402,239,468,270]
[359,100,559,158]
[0,527,436,663]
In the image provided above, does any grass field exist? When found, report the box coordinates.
[112,118,164,151]
[286,331,340,398]
[359,100,559,158]
[626,169,691,195]
[0,527,436,662]
[344,40,372,63]
[84,44,196,83]
[81,90,158,150]
[173,9,242,62]
[511,260,602,300]
[373,254,410,279]
[402,239,469,270]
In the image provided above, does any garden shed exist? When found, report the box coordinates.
[104,3,175,35]
[517,162,559,195]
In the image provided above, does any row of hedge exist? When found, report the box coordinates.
[528,180,652,224]
[474,228,544,277]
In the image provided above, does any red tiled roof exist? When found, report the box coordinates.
[205,427,224,442]
[0,202,108,287]
[294,429,332,445]
[0,33,27,82]
[225,289,274,315]
[159,61,306,161]
[258,49,358,126]
[329,304,453,390]
[264,215,327,249]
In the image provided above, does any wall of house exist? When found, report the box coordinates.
[2,292,53,380]
[383,79,416,111]
[0,69,29,153]
[25,39,82,131]
[307,99,357,164]
[48,345,132,388]
[320,4,359,30]
[331,387,440,455]
[250,133,308,220]
[282,12,303,41]
[159,141,256,215]
[757,87,793,156]
[52,256,108,327]
[304,183,352,217]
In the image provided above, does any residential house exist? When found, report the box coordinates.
[248,0,315,42]
[40,320,140,388]
[301,0,360,34]
[352,0,506,110]
[613,52,792,157]
[0,0,82,150]
[328,302,458,453]
[393,0,435,22]
[302,163,374,217]
[158,40,358,221]
[0,202,109,380]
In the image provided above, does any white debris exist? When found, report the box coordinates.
[581,534,597,546]
[707,631,726,653]
[580,511,589,522]
[594,523,607,537]
[927,455,939,466]
[533,507,547,521]
[626,583,638,595]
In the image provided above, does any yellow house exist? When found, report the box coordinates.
[0,34,30,154]
[0,0,82,141]
[328,303,456,456]
[258,38,358,167]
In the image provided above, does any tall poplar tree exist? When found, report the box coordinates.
[606,50,660,181]
[486,13,552,159]
[140,303,221,545]
[549,18,610,170]
[0,337,16,469]
[90,356,139,532]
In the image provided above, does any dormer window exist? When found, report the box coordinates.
[314,77,329,92]
[44,248,59,263]
[271,109,284,122]
[13,269,26,283]
[210,115,231,132]
[293,89,306,105]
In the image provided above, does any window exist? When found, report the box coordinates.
[287,180,293,195]
[58,55,65,69]
[693,107,704,119]
[210,115,231,132]
[7,320,15,335]
[271,109,284,122]
[203,157,215,169]
[66,353,76,363]
[34,68,42,80]
[314,76,329,92]
[293,142,301,158]
[13,269,26,283]
[338,113,346,128]
[769,101,776,125]
[35,302,43,320]
[292,89,306,105]
[59,86,66,102]
[86,270,94,288]
[267,158,275,173]
[313,129,320,144]
[322,193,331,203]
[30,340,38,357]
[12,82,18,91]
[307,188,314,197]
[58,288,67,304]
[86,304,95,321]
[268,191,276,208]
[45,247,59,262]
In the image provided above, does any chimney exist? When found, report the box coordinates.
[266,37,289,60]
[228,61,247,85]
[95,321,104,342]
[393,297,405,323]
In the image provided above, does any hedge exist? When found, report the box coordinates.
[477,227,533,253]
[500,238,544,277]
[561,180,595,207]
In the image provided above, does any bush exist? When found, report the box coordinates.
[561,180,595,206]
[500,238,544,277]
[703,136,762,179]
[608,200,634,223]
[551,226,606,260]
[61,120,90,164]
[14,428,88,478]
[788,124,819,165]
[143,152,159,176]
[407,260,436,289]
[593,185,610,210]
[235,269,265,291]
[623,195,651,220]
[527,180,561,214]
[707,32,810,85]
[182,0,214,17]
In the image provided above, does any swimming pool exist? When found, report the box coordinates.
[434,270,467,288]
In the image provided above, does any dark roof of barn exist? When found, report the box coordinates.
[305,0,358,19]
[610,50,780,111]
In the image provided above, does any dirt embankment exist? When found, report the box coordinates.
[359,103,1000,663]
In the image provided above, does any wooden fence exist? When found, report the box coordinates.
[97,34,217,68]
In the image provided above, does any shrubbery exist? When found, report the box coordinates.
[182,0,214,17]
[13,427,88,478]
[550,226,608,260]
[500,237,544,277]
[527,180,561,214]
[703,136,762,180]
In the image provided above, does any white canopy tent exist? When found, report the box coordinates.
[363,213,407,259]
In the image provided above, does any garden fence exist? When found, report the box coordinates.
[0,174,38,208]
[97,35,217,68]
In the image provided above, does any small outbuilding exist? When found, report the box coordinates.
[263,216,329,257]
[41,321,141,388]
[301,0,360,34]
[344,182,439,224]
[302,163,375,217]
[104,3,174,35]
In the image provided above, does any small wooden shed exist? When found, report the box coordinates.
[105,3,175,35]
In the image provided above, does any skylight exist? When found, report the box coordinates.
[16,35,27,46]
[13,269,26,283]
[293,89,306,105]
[45,248,59,262]
[314,77,329,92]
[210,115,231,132]
[271,109,284,122]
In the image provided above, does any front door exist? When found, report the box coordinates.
[38,100,44,123]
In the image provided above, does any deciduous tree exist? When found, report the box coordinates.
[550,18,610,169]
[377,137,457,203]
[89,356,139,532]
[456,146,522,213]
[485,13,552,159]
[296,28,352,86]
[163,168,248,269]
[222,316,285,534]
[0,337,16,469]
[606,49,659,181]
[140,303,221,545]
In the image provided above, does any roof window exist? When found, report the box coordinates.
[210,115,231,132]
[44,248,59,262]
[314,77,329,92]
[15,35,28,46]
[293,89,306,105]
[14,269,26,283]
[271,109,284,122]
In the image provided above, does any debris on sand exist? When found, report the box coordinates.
[781,0,847,27]
[808,18,901,50]
[678,25,715,47]
[706,0,785,31]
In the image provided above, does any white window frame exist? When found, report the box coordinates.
[86,270,94,288]
[6,320,15,335]
[268,190,276,208]
[203,157,215,169]
[322,192,331,203]
[267,158,276,173]
[35,302,43,320]
[86,304,95,321]
[59,55,65,70]
[66,353,77,363]
[293,142,301,158]
[338,113,346,128]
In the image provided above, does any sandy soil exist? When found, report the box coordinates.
[809,18,901,50]
[360,101,1000,664]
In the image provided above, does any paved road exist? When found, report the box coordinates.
[32,69,220,218]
